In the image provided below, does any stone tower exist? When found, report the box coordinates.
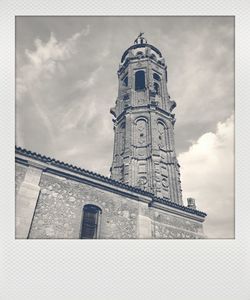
[110,34,182,205]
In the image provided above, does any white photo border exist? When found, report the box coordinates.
[1,0,250,299]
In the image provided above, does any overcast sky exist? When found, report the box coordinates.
[16,16,234,238]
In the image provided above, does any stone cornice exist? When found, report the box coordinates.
[150,197,206,221]
[115,104,175,122]
[15,146,207,219]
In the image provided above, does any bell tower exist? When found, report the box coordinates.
[110,33,183,205]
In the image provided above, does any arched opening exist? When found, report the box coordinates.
[135,118,148,146]
[154,82,160,95]
[80,204,102,239]
[135,70,145,91]
[153,73,161,96]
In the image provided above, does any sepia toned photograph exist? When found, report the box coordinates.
[15,16,234,239]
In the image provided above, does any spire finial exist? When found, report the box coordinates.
[134,32,147,45]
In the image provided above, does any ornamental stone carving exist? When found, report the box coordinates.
[162,177,169,189]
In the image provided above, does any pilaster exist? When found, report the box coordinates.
[137,202,152,238]
[16,165,42,238]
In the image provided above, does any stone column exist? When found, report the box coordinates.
[16,166,42,239]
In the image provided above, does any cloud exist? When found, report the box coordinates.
[165,19,234,154]
[17,26,90,100]
[16,26,91,148]
[178,114,234,238]
[16,24,115,176]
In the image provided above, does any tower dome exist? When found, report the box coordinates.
[121,33,164,65]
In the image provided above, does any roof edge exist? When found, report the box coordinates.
[15,146,207,218]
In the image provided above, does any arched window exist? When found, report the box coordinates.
[154,82,160,95]
[135,70,145,91]
[80,204,102,239]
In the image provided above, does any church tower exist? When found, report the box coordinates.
[110,34,183,205]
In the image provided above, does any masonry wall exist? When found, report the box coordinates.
[150,209,204,239]
[134,197,204,239]
[29,172,139,239]
[15,161,205,239]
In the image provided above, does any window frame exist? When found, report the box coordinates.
[80,204,102,239]
[135,70,146,91]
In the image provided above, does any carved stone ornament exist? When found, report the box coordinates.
[138,176,147,186]
[162,177,169,188]
[158,134,164,148]
[137,147,146,156]
[137,122,145,131]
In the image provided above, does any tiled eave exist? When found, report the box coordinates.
[15,146,207,220]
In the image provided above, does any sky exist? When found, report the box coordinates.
[16,16,234,238]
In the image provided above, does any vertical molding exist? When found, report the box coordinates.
[137,202,152,238]
[15,166,42,239]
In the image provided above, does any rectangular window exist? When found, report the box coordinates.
[135,70,145,90]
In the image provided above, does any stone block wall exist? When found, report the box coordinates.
[137,199,204,239]
[15,157,205,239]
[150,210,204,239]
[29,173,139,239]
